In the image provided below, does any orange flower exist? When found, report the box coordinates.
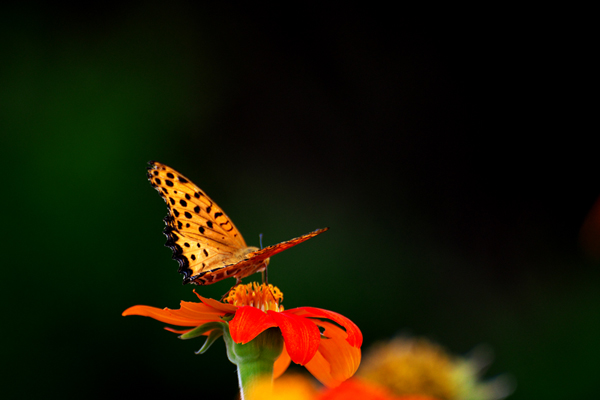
[123,283,362,387]
[245,374,441,400]
[316,378,400,400]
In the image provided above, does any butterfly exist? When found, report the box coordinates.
[147,161,328,286]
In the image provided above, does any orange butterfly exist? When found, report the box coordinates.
[147,161,328,286]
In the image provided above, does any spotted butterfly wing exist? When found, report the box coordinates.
[192,227,329,285]
[147,161,328,285]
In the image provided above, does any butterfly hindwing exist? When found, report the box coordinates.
[188,227,330,285]
[243,228,329,264]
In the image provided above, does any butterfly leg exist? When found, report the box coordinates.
[261,267,268,285]
[220,287,233,301]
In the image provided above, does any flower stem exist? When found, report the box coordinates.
[236,356,276,400]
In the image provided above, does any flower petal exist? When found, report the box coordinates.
[122,302,224,326]
[269,310,321,365]
[194,290,238,314]
[287,307,363,348]
[316,378,399,400]
[273,345,292,379]
[229,306,277,344]
[164,327,196,334]
[304,349,337,387]
[304,321,361,388]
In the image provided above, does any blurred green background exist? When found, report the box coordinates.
[1,4,597,399]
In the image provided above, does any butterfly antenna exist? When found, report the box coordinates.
[259,233,264,249]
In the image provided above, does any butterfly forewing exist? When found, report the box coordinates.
[147,161,328,286]
[147,161,248,280]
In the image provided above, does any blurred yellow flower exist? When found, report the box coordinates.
[359,338,455,399]
[248,336,512,400]
[358,337,512,400]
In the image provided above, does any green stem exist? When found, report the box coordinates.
[236,356,276,400]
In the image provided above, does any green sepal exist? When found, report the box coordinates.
[178,321,227,340]
[220,313,235,322]
[225,327,284,366]
[195,329,224,355]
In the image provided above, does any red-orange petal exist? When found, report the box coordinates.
[304,348,337,387]
[273,345,292,379]
[287,307,362,348]
[395,396,442,400]
[304,320,361,388]
[164,327,196,334]
[316,378,399,400]
[315,321,361,383]
[122,304,222,326]
[269,310,321,366]
[177,301,228,319]
[229,306,278,344]
[194,291,238,314]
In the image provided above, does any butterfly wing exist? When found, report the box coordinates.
[189,227,329,285]
[245,227,329,262]
[147,161,249,283]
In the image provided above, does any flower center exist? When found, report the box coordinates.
[224,282,284,312]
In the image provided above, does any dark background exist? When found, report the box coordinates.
[1,4,597,399]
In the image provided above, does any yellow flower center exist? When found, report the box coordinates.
[224,282,284,312]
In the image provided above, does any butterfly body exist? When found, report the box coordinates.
[147,161,328,285]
